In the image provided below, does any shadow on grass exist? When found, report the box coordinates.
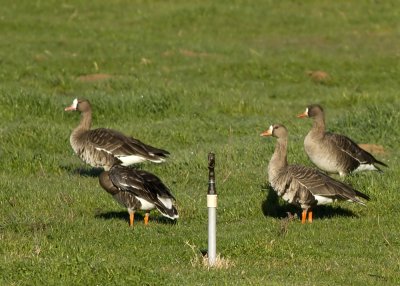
[60,165,104,177]
[94,210,177,225]
[60,164,146,178]
[260,184,358,221]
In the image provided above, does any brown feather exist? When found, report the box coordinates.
[99,165,178,220]
[264,124,369,215]
[66,99,169,170]
[301,104,387,176]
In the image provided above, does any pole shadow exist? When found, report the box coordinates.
[260,183,358,221]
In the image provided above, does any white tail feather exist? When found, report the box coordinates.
[354,164,379,173]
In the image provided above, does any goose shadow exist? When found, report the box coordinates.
[260,184,358,221]
[94,210,177,225]
[60,165,104,177]
[60,164,146,178]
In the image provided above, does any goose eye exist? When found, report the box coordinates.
[274,126,279,129]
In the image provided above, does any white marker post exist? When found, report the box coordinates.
[207,152,217,267]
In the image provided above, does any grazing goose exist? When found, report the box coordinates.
[260,124,369,223]
[297,104,388,177]
[99,164,179,226]
[65,98,170,170]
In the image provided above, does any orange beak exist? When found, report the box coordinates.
[297,111,308,118]
[65,99,79,111]
[64,105,76,111]
[260,129,272,137]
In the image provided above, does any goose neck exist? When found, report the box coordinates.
[270,137,288,172]
[77,110,92,132]
[312,114,325,134]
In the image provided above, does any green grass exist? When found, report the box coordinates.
[1,0,400,285]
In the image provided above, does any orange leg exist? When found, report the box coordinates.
[129,212,135,227]
[308,211,313,223]
[144,213,149,225]
[301,210,307,224]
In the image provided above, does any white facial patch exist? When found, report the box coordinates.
[305,107,309,115]
[268,125,274,133]
[72,98,79,109]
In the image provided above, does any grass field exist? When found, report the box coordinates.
[1,0,399,285]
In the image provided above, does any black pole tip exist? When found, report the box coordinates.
[208,152,216,195]
[208,152,215,169]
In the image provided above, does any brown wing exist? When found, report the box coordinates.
[287,165,369,204]
[109,165,178,218]
[87,128,169,161]
[327,132,387,168]
[98,171,141,209]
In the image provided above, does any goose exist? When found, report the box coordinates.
[65,98,170,170]
[99,164,179,226]
[297,104,388,177]
[260,124,369,223]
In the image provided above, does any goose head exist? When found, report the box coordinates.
[260,124,288,139]
[297,104,324,119]
[64,98,91,113]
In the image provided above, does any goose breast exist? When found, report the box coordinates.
[304,133,341,174]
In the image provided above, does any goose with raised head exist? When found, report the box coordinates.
[297,104,387,177]
[261,124,369,223]
[99,164,179,226]
[65,98,170,170]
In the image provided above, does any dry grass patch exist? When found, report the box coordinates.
[162,49,216,58]
[77,73,112,82]
[306,70,331,83]
[185,241,235,270]
[358,144,386,155]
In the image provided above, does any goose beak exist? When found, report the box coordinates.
[297,111,308,118]
[260,129,272,137]
[64,105,76,111]
[65,98,79,111]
